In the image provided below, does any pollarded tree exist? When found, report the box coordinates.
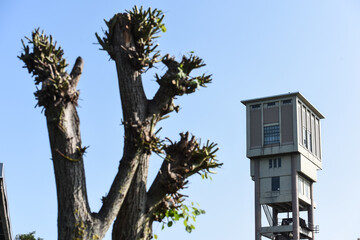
[19,6,222,240]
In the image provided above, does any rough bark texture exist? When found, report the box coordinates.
[41,54,147,239]
[20,7,221,240]
[112,156,150,240]
[110,13,153,240]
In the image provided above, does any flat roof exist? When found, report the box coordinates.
[241,92,325,119]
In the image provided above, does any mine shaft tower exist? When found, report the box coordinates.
[242,92,324,240]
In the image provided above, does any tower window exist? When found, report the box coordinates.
[282,99,292,104]
[303,127,308,148]
[272,176,280,191]
[264,125,280,145]
[269,158,282,168]
[251,104,260,110]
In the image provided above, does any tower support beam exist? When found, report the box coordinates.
[254,160,261,240]
[291,155,300,240]
[308,183,315,240]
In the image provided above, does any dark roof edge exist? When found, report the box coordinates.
[241,92,325,119]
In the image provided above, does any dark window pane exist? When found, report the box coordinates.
[303,128,307,147]
[251,104,261,109]
[282,99,292,104]
[264,125,280,145]
[272,176,280,191]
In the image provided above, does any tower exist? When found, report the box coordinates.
[0,163,12,240]
[241,92,324,240]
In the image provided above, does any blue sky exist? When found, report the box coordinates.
[1,0,360,239]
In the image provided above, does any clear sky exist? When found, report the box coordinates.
[1,0,360,239]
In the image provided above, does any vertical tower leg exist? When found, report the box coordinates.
[254,160,261,240]
[291,155,300,240]
[272,208,278,227]
[308,183,315,240]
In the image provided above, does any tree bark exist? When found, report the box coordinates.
[20,9,220,240]
[112,154,151,240]
[46,104,93,239]
[109,13,154,240]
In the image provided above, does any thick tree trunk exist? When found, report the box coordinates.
[39,47,149,238]
[112,154,151,240]
[110,13,154,240]
[46,104,93,239]
[45,100,146,239]
[20,9,219,240]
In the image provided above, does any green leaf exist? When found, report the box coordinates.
[154,234,158,239]
[160,25,167,32]
[186,225,192,233]
[167,221,173,227]
[177,67,187,79]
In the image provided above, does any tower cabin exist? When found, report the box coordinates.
[241,92,324,240]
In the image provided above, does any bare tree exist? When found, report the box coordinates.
[19,6,221,240]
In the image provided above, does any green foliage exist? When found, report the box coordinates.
[156,53,212,96]
[187,140,221,177]
[18,28,68,85]
[15,231,43,240]
[153,201,206,238]
[96,6,166,71]
[18,29,74,108]
[151,133,221,238]
[127,6,166,70]
[178,53,212,94]
[95,15,118,59]
[179,53,205,75]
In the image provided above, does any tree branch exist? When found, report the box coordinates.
[19,29,149,239]
[146,132,222,216]
[70,56,84,88]
[148,55,180,117]
[94,146,143,234]
[148,53,212,118]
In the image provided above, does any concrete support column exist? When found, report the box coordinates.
[254,160,261,240]
[291,155,300,240]
[308,183,315,240]
[273,208,278,227]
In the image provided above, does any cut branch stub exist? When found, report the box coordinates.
[156,53,212,96]
[19,28,68,84]
[96,6,166,72]
[19,29,83,109]
[148,133,222,231]
[156,132,222,195]
[164,133,222,176]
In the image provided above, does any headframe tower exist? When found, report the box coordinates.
[242,92,324,240]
